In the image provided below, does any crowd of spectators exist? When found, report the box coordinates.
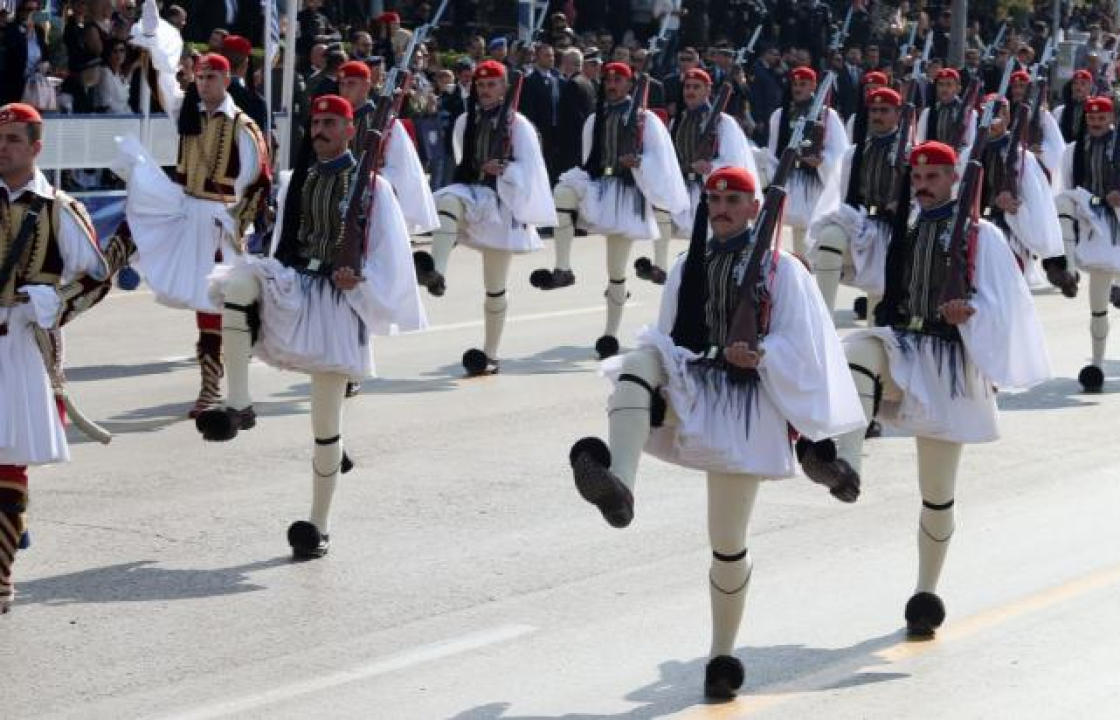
[2,0,1119,194]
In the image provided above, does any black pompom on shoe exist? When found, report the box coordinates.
[704,655,745,701]
[413,251,446,296]
[853,296,868,320]
[634,257,667,284]
[462,349,499,377]
[1112,285,1120,310]
[195,406,256,442]
[595,335,620,359]
[1078,364,1104,392]
[341,451,354,474]
[905,592,946,638]
[796,438,860,503]
[529,268,554,289]
[569,437,634,528]
[288,520,330,560]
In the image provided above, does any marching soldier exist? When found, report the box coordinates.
[803,141,1050,637]
[414,60,556,376]
[118,15,271,418]
[635,67,760,286]
[1055,96,1120,391]
[0,103,125,611]
[1053,69,1093,142]
[533,61,688,359]
[765,66,848,259]
[196,95,426,558]
[568,166,864,699]
[811,87,907,319]
[916,68,977,168]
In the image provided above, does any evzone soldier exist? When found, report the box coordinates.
[844,71,889,141]
[974,93,1063,281]
[567,167,865,698]
[0,103,130,612]
[1008,69,1064,183]
[765,66,848,259]
[811,87,907,320]
[802,141,1050,637]
[634,67,760,285]
[1053,69,1093,143]
[413,60,556,376]
[1054,96,1120,392]
[916,68,976,174]
[336,60,439,237]
[117,20,271,418]
[532,61,688,359]
[196,95,427,558]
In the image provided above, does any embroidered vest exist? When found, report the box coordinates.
[0,189,96,303]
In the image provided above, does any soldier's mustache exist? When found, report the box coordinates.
[712,214,731,223]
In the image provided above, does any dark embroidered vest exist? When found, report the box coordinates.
[672,103,711,182]
[0,189,96,302]
[294,152,358,270]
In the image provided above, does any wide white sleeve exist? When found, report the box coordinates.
[496,114,559,226]
[845,114,855,142]
[384,119,439,233]
[821,107,849,166]
[1060,141,1076,191]
[1004,151,1063,258]
[758,252,866,439]
[712,113,761,203]
[58,204,109,284]
[1038,109,1065,185]
[233,124,262,200]
[581,114,595,165]
[451,112,467,166]
[959,221,1051,389]
[267,170,291,258]
[915,108,930,143]
[350,175,428,334]
[767,108,781,160]
[633,108,689,214]
[129,4,185,119]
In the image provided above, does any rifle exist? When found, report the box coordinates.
[724,71,836,382]
[940,58,1016,305]
[490,69,526,168]
[952,76,981,150]
[1000,94,1029,208]
[734,24,765,71]
[900,19,919,59]
[693,81,734,176]
[619,72,651,164]
[1027,38,1056,149]
[886,77,919,217]
[982,22,1007,64]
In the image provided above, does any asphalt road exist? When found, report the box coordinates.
[5,234,1120,720]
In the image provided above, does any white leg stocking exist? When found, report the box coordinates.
[309,372,348,534]
[836,334,892,474]
[790,226,810,261]
[1055,193,1081,272]
[604,234,634,337]
[553,184,580,271]
[654,208,673,270]
[607,347,666,489]
[812,223,849,315]
[432,194,463,277]
[914,437,962,594]
[219,269,261,410]
[1089,270,1112,366]
[707,472,762,657]
[481,248,512,359]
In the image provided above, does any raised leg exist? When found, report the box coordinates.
[195,270,260,441]
[812,222,849,316]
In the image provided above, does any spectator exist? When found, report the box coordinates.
[556,47,595,177]
[584,48,603,86]
[222,34,268,130]
[60,55,107,113]
[748,44,784,146]
[63,0,88,71]
[306,45,346,99]
[0,0,49,106]
[82,0,112,62]
[98,38,135,113]
[165,4,187,32]
[522,42,562,182]
[465,35,486,63]
[297,0,333,57]
[352,30,375,62]
[208,27,229,53]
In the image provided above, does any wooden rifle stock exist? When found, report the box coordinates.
[491,70,525,165]
[620,74,650,159]
[887,91,918,216]
[695,82,734,163]
[1003,100,1030,201]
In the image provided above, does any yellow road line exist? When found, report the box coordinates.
[673,562,1120,718]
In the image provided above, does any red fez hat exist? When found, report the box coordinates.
[196,53,231,74]
[0,102,43,127]
[684,68,712,85]
[705,166,757,194]
[377,12,401,23]
[867,87,902,107]
[1073,69,1093,82]
[910,141,957,167]
[222,34,252,57]
[311,94,354,120]
[1010,70,1031,84]
[935,67,960,82]
[1085,96,1114,114]
[790,66,817,83]
[474,59,507,80]
[862,71,888,86]
[338,61,372,81]
[603,62,633,79]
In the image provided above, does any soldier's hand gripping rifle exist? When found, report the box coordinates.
[940,59,1016,306]
[693,81,734,175]
[486,69,526,176]
[724,72,835,384]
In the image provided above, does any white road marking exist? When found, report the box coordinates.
[156,623,536,720]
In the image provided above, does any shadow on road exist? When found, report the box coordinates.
[447,632,908,719]
[68,398,314,444]
[997,375,1118,412]
[65,357,195,382]
[15,557,291,605]
[422,345,599,380]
